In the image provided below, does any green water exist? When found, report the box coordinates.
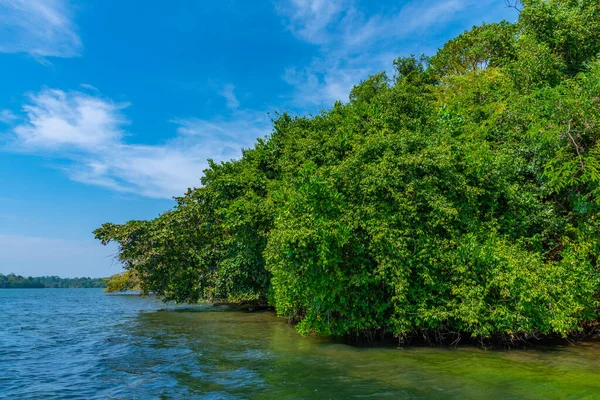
[132,310,600,399]
[2,289,599,399]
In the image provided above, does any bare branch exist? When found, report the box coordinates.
[566,120,586,171]
[504,0,522,12]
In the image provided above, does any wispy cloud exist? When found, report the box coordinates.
[282,55,387,107]
[0,109,17,124]
[279,0,491,51]
[0,0,81,59]
[3,88,272,199]
[276,0,350,45]
[219,84,240,109]
[277,0,516,107]
[11,89,127,151]
[80,83,100,92]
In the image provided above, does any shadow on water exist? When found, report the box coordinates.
[103,307,600,400]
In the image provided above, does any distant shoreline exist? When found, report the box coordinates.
[0,287,105,289]
[0,273,106,289]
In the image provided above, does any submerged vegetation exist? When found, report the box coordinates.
[96,0,600,344]
[0,273,106,289]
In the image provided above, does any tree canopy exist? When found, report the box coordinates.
[95,0,600,344]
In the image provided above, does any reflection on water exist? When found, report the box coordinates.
[1,289,599,399]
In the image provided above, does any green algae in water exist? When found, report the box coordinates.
[118,309,600,399]
[3,289,599,399]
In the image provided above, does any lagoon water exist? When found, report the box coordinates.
[1,289,600,399]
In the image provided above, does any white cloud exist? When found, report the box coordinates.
[173,110,269,148]
[80,83,99,92]
[4,88,272,199]
[279,0,483,50]
[283,62,371,106]
[12,89,127,150]
[0,109,17,124]
[66,144,210,199]
[276,0,349,44]
[0,0,82,59]
[277,0,516,107]
[219,84,240,109]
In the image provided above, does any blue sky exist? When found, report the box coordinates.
[0,0,517,278]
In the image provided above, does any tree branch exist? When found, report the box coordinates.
[504,0,522,13]
[566,119,586,171]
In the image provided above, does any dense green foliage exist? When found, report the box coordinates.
[0,273,106,289]
[96,0,600,343]
[103,270,142,293]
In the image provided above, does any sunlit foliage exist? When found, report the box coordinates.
[95,0,600,343]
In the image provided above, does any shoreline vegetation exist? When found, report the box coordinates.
[0,273,106,289]
[97,0,600,347]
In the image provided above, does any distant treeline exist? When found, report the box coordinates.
[0,273,106,289]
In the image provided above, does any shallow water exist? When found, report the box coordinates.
[1,289,599,399]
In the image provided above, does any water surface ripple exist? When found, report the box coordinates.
[1,289,599,399]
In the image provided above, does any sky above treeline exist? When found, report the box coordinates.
[0,0,517,278]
